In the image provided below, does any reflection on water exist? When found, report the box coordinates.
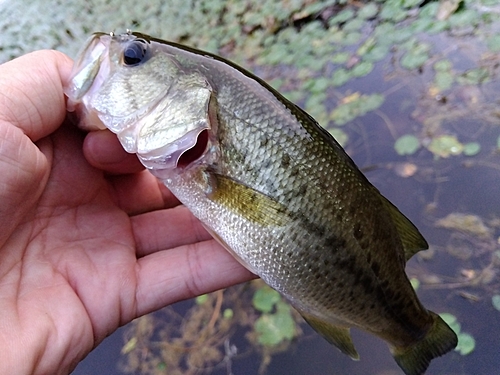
[2,1,500,374]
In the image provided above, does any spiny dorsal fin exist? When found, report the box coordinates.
[299,310,359,360]
[380,196,428,262]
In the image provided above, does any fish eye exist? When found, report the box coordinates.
[122,39,149,66]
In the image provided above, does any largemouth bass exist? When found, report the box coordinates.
[65,31,457,375]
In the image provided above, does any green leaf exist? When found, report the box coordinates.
[456,333,476,355]
[434,59,453,71]
[331,52,350,64]
[363,93,385,111]
[410,277,420,290]
[195,294,208,304]
[329,8,355,26]
[332,68,352,87]
[401,43,430,70]
[223,308,234,319]
[358,3,379,19]
[252,286,281,313]
[492,295,500,311]
[351,61,374,77]
[427,135,464,158]
[440,312,461,334]
[343,18,365,32]
[487,35,500,52]
[434,71,454,91]
[457,68,490,85]
[329,128,349,146]
[395,134,420,155]
[463,142,481,156]
[254,302,295,346]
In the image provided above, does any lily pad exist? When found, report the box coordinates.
[463,142,480,156]
[492,295,500,311]
[255,302,295,346]
[195,294,208,305]
[252,286,281,313]
[394,134,420,155]
[410,277,420,290]
[456,333,476,355]
[358,3,379,19]
[427,135,463,158]
[440,312,461,333]
[351,61,374,77]
[329,128,349,147]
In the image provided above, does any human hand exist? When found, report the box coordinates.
[0,51,253,375]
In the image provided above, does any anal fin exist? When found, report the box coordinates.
[299,310,359,360]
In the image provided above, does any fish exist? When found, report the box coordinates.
[65,31,458,375]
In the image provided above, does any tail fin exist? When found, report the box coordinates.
[391,312,458,375]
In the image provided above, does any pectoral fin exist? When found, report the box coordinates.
[380,196,428,262]
[299,310,359,360]
[207,173,291,227]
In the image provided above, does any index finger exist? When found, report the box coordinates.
[0,50,73,141]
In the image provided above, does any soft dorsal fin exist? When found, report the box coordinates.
[380,196,428,262]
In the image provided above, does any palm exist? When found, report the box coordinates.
[0,51,252,375]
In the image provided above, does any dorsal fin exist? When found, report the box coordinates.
[380,196,428,262]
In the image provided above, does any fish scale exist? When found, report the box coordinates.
[65,31,458,375]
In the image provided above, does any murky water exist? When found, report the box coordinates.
[2,1,500,374]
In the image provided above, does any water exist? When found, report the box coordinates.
[2,1,500,374]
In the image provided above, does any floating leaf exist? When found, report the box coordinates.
[456,333,476,355]
[358,3,379,19]
[463,142,480,156]
[487,35,500,52]
[435,213,492,238]
[434,59,453,71]
[427,135,463,158]
[253,286,281,313]
[457,68,490,85]
[492,295,500,311]
[395,134,420,155]
[331,68,352,87]
[195,294,208,305]
[223,308,234,319]
[331,52,350,64]
[329,128,349,146]
[440,312,461,333]
[255,302,295,346]
[328,8,355,26]
[351,61,374,77]
[330,93,384,125]
[401,43,430,70]
[434,71,454,91]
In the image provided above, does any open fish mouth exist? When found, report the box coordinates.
[136,127,210,170]
[65,31,213,172]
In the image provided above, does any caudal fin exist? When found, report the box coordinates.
[391,312,458,375]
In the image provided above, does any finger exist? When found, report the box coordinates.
[0,50,73,141]
[106,171,181,215]
[134,240,256,316]
[132,205,212,257]
[83,129,144,174]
